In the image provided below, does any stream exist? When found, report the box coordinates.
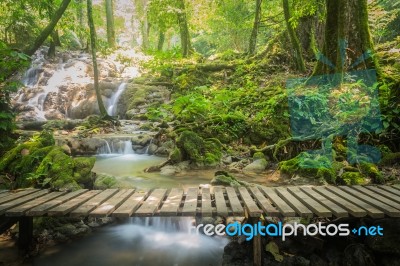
[34,218,228,266]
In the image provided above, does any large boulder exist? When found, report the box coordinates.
[243,159,268,173]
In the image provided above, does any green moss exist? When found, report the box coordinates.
[94,174,117,189]
[34,147,80,190]
[169,148,182,163]
[253,152,265,160]
[380,152,400,166]
[210,171,241,187]
[73,157,96,186]
[279,152,336,183]
[176,131,205,162]
[341,172,366,185]
[360,162,384,184]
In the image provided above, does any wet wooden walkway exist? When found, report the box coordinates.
[2,185,400,219]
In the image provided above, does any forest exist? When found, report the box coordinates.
[0,0,400,265]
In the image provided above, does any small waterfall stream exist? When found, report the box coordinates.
[97,139,135,155]
[107,82,127,116]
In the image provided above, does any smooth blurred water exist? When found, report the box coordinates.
[34,218,228,266]
[91,154,215,190]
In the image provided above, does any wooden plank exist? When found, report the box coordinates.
[377,185,400,197]
[159,188,183,216]
[181,188,199,216]
[275,187,313,218]
[6,191,67,216]
[0,191,11,199]
[48,190,101,216]
[0,190,49,215]
[90,189,135,217]
[201,187,213,217]
[238,187,262,217]
[340,186,400,217]
[70,189,118,217]
[364,186,400,204]
[248,187,279,216]
[225,187,244,216]
[319,186,378,217]
[392,184,400,191]
[0,189,39,205]
[213,187,229,217]
[352,185,400,209]
[26,189,88,216]
[112,189,149,218]
[300,187,348,218]
[287,187,331,217]
[259,187,296,216]
[135,189,167,216]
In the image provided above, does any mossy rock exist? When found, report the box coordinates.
[35,147,81,190]
[279,152,336,183]
[94,174,118,189]
[176,131,205,162]
[379,152,400,166]
[176,131,222,166]
[73,157,96,186]
[360,163,384,184]
[210,171,241,187]
[252,152,265,160]
[169,148,183,164]
[341,172,366,185]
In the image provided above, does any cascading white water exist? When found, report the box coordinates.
[97,139,135,155]
[107,82,127,116]
[22,66,41,87]
[34,217,228,266]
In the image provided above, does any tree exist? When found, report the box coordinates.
[249,0,263,55]
[87,0,108,117]
[283,0,306,72]
[105,0,116,48]
[23,0,72,56]
[314,0,376,74]
[176,0,192,57]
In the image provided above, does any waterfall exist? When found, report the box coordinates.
[145,138,153,154]
[107,82,127,116]
[22,66,40,87]
[97,138,135,155]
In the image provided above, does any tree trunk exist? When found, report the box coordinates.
[105,0,116,48]
[314,0,376,74]
[23,0,72,56]
[282,0,306,72]
[87,0,108,117]
[141,16,150,50]
[249,0,263,55]
[157,30,165,51]
[176,0,192,57]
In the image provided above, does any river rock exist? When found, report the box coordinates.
[131,134,152,146]
[243,159,268,173]
[366,218,400,255]
[160,165,179,176]
[147,143,158,155]
[94,174,118,189]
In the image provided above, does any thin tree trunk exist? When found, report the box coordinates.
[105,0,116,48]
[24,0,72,56]
[157,30,165,51]
[249,0,263,55]
[282,0,306,72]
[314,0,377,75]
[87,0,108,117]
[177,0,192,57]
[141,17,150,50]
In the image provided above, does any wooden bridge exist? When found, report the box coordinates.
[2,184,400,261]
[2,185,400,219]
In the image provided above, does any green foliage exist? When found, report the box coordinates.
[0,41,30,151]
[341,172,365,185]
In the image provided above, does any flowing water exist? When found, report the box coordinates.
[92,138,215,189]
[107,83,127,116]
[34,217,228,266]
